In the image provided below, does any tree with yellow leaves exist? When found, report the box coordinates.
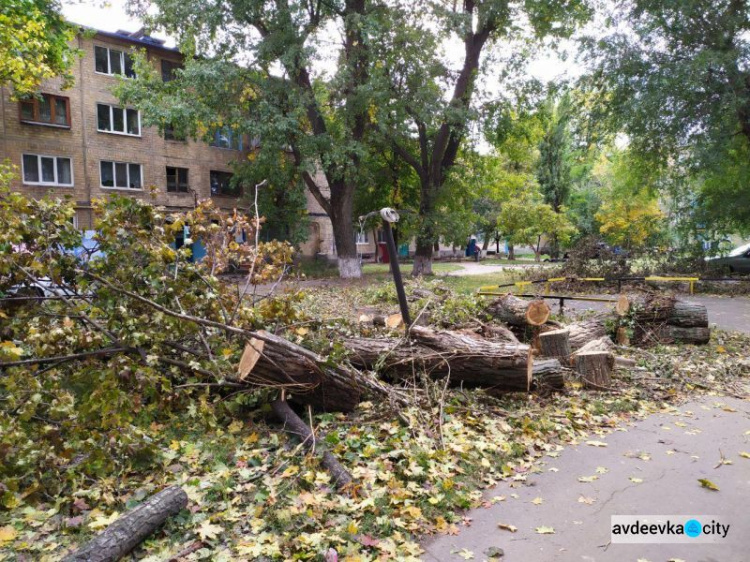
[0,0,80,96]
[594,150,665,250]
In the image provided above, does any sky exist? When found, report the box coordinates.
[60,0,580,83]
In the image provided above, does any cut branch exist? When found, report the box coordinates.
[63,486,187,562]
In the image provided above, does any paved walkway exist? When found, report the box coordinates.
[422,396,750,562]
[555,295,750,335]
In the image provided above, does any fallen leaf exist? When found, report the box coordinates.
[497,523,517,533]
[578,475,598,483]
[629,477,643,484]
[586,441,608,448]
[595,466,608,474]
[0,526,17,545]
[698,478,719,491]
[197,520,223,541]
[457,548,474,560]
[578,496,596,505]
[535,526,555,534]
[740,452,750,459]
[531,497,543,505]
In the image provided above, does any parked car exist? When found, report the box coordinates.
[706,242,750,274]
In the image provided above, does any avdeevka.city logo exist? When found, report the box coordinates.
[610,515,730,544]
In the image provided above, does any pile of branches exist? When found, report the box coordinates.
[0,187,713,560]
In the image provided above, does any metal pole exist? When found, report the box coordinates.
[382,219,411,330]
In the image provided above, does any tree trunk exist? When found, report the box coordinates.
[507,243,515,260]
[234,331,404,412]
[574,351,614,389]
[650,325,711,345]
[63,487,188,562]
[271,399,353,489]
[566,319,609,351]
[539,329,571,362]
[412,240,434,276]
[345,326,564,391]
[329,185,361,279]
[486,294,551,327]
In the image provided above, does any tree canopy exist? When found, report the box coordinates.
[0,0,80,95]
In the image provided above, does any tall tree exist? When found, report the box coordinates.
[0,0,80,95]
[373,0,591,275]
[123,0,378,278]
[537,93,573,256]
[583,0,750,233]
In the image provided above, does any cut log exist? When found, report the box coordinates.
[271,399,353,490]
[574,337,615,355]
[651,325,711,345]
[486,294,550,327]
[573,351,614,389]
[235,330,404,412]
[63,486,187,562]
[539,329,571,362]
[566,319,608,351]
[345,326,565,392]
[665,301,709,328]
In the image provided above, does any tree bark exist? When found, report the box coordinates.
[63,487,187,562]
[539,329,571,362]
[650,325,711,345]
[271,399,353,489]
[233,331,404,412]
[566,319,609,351]
[329,184,361,279]
[345,326,564,391]
[486,294,551,327]
[574,351,614,389]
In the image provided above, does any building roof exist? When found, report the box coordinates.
[74,23,181,56]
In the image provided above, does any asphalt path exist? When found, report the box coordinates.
[422,397,750,562]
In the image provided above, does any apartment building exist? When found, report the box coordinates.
[0,26,335,257]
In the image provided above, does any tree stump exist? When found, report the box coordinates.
[574,351,614,389]
[539,329,571,362]
[63,486,188,562]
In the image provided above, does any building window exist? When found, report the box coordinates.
[210,171,239,196]
[22,154,73,186]
[166,166,189,193]
[100,161,142,189]
[210,128,243,150]
[19,94,71,127]
[356,230,369,244]
[97,103,140,136]
[94,45,136,77]
[161,59,182,82]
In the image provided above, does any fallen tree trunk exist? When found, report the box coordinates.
[650,325,711,345]
[233,330,405,412]
[271,399,353,490]
[63,486,187,562]
[486,294,550,326]
[345,326,565,391]
[566,319,609,351]
[663,301,708,328]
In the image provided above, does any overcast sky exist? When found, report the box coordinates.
[61,0,577,83]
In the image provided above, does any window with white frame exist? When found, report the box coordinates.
[22,154,73,186]
[97,103,141,136]
[100,161,142,189]
[94,46,136,78]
